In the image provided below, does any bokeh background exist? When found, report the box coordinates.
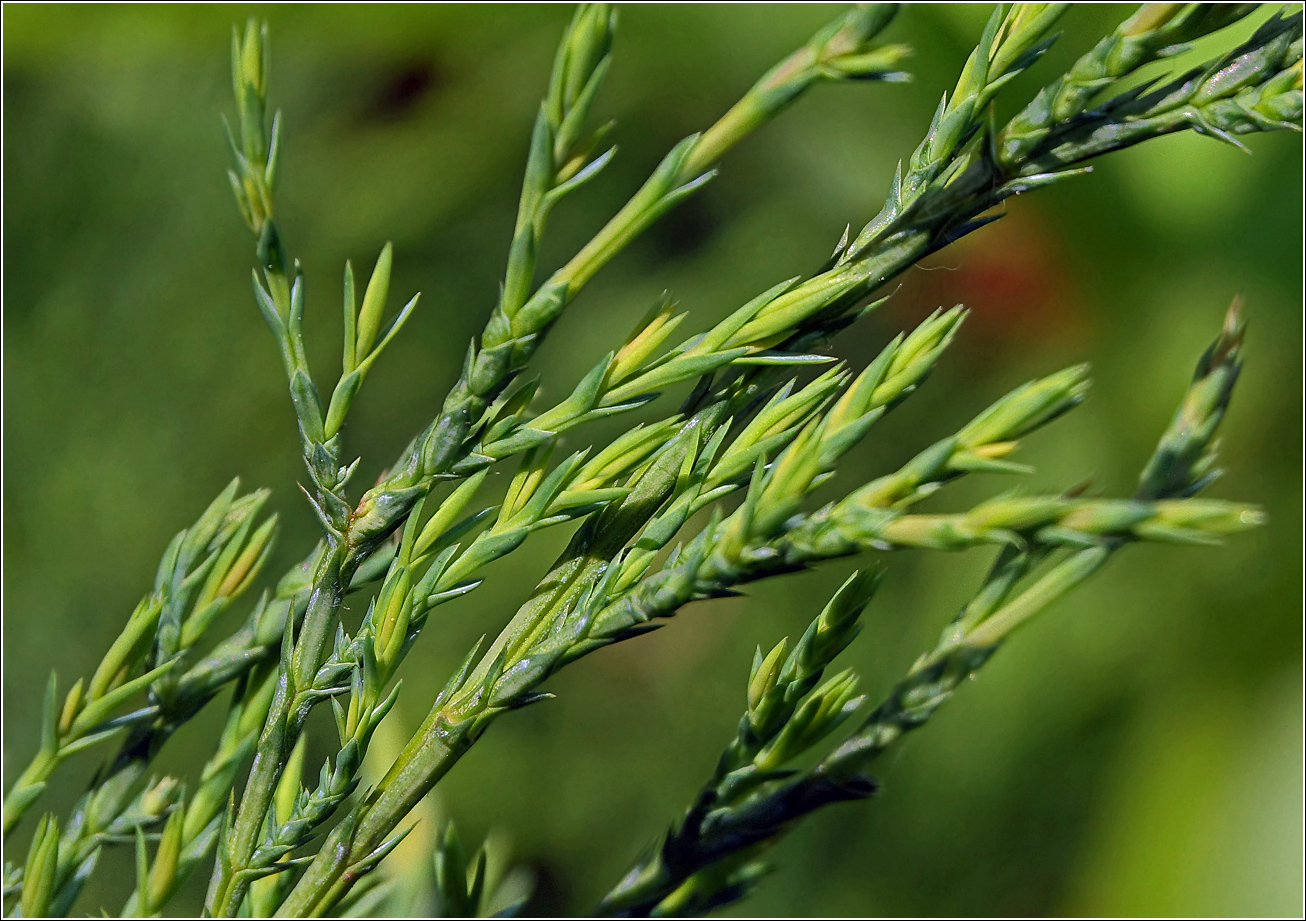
[4,4,1302,917]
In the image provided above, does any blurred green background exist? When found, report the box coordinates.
[4,4,1302,917]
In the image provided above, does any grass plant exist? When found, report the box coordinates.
[3,3,1300,917]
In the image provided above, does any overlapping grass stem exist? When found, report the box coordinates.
[3,4,1299,917]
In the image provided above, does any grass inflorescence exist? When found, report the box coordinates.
[3,4,1300,917]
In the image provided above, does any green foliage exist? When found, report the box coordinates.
[3,3,1300,917]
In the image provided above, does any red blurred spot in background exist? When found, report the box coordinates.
[890,203,1088,356]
